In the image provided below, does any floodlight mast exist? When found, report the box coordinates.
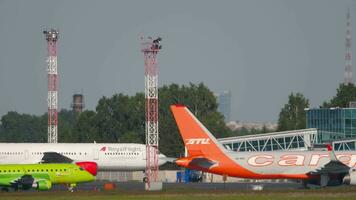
[43,29,59,143]
[141,36,162,190]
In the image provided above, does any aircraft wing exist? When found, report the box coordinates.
[0,174,36,188]
[0,177,15,186]
[40,152,73,163]
[309,145,350,175]
[311,160,350,175]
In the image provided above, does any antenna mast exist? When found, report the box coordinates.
[345,8,352,85]
[141,36,162,190]
[43,29,59,143]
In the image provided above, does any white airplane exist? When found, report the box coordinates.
[0,143,167,171]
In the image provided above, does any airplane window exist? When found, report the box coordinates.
[18,170,20,172]
[37,169,39,172]
[79,167,84,171]
[46,169,48,172]
[4,170,6,173]
[41,169,44,172]
[64,169,67,171]
[0,170,1,173]
[55,169,58,171]
[51,169,53,172]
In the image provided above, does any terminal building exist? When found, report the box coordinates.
[218,107,356,152]
[305,107,356,142]
[305,107,356,150]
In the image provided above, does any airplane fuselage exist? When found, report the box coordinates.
[181,150,356,179]
[0,143,166,171]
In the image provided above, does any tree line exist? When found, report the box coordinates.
[2,82,352,156]
[0,83,232,157]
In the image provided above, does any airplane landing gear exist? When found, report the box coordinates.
[67,183,77,192]
[1,187,9,192]
[301,180,309,189]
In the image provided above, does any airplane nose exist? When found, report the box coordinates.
[76,162,98,176]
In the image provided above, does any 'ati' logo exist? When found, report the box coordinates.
[185,138,210,145]
[100,147,107,152]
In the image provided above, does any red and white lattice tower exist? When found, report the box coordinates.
[43,29,59,143]
[345,7,352,85]
[141,36,162,190]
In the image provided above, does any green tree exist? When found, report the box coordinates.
[277,93,309,131]
[0,112,46,142]
[74,110,98,142]
[90,93,145,143]
[158,83,231,157]
[58,109,77,142]
[0,83,230,157]
[323,83,356,108]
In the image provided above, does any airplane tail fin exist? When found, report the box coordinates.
[170,104,227,157]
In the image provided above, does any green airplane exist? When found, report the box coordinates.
[0,162,97,192]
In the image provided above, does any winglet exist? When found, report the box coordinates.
[326,144,333,151]
[326,144,337,161]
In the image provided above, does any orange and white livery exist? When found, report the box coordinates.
[170,104,356,187]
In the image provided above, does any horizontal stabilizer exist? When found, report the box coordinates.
[189,157,217,169]
[175,157,218,170]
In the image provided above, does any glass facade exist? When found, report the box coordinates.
[306,108,356,142]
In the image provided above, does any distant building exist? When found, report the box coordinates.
[71,94,85,113]
[215,90,231,122]
[306,107,356,142]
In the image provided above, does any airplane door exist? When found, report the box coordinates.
[24,150,29,160]
[93,149,99,160]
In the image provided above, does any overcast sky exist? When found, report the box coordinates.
[0,0,354,122]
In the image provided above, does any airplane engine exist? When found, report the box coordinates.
[34,180,52,191]
[343,170,356,185]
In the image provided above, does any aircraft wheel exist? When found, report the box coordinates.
[68,183,76,192]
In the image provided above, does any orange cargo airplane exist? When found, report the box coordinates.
[170,104,356,187]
